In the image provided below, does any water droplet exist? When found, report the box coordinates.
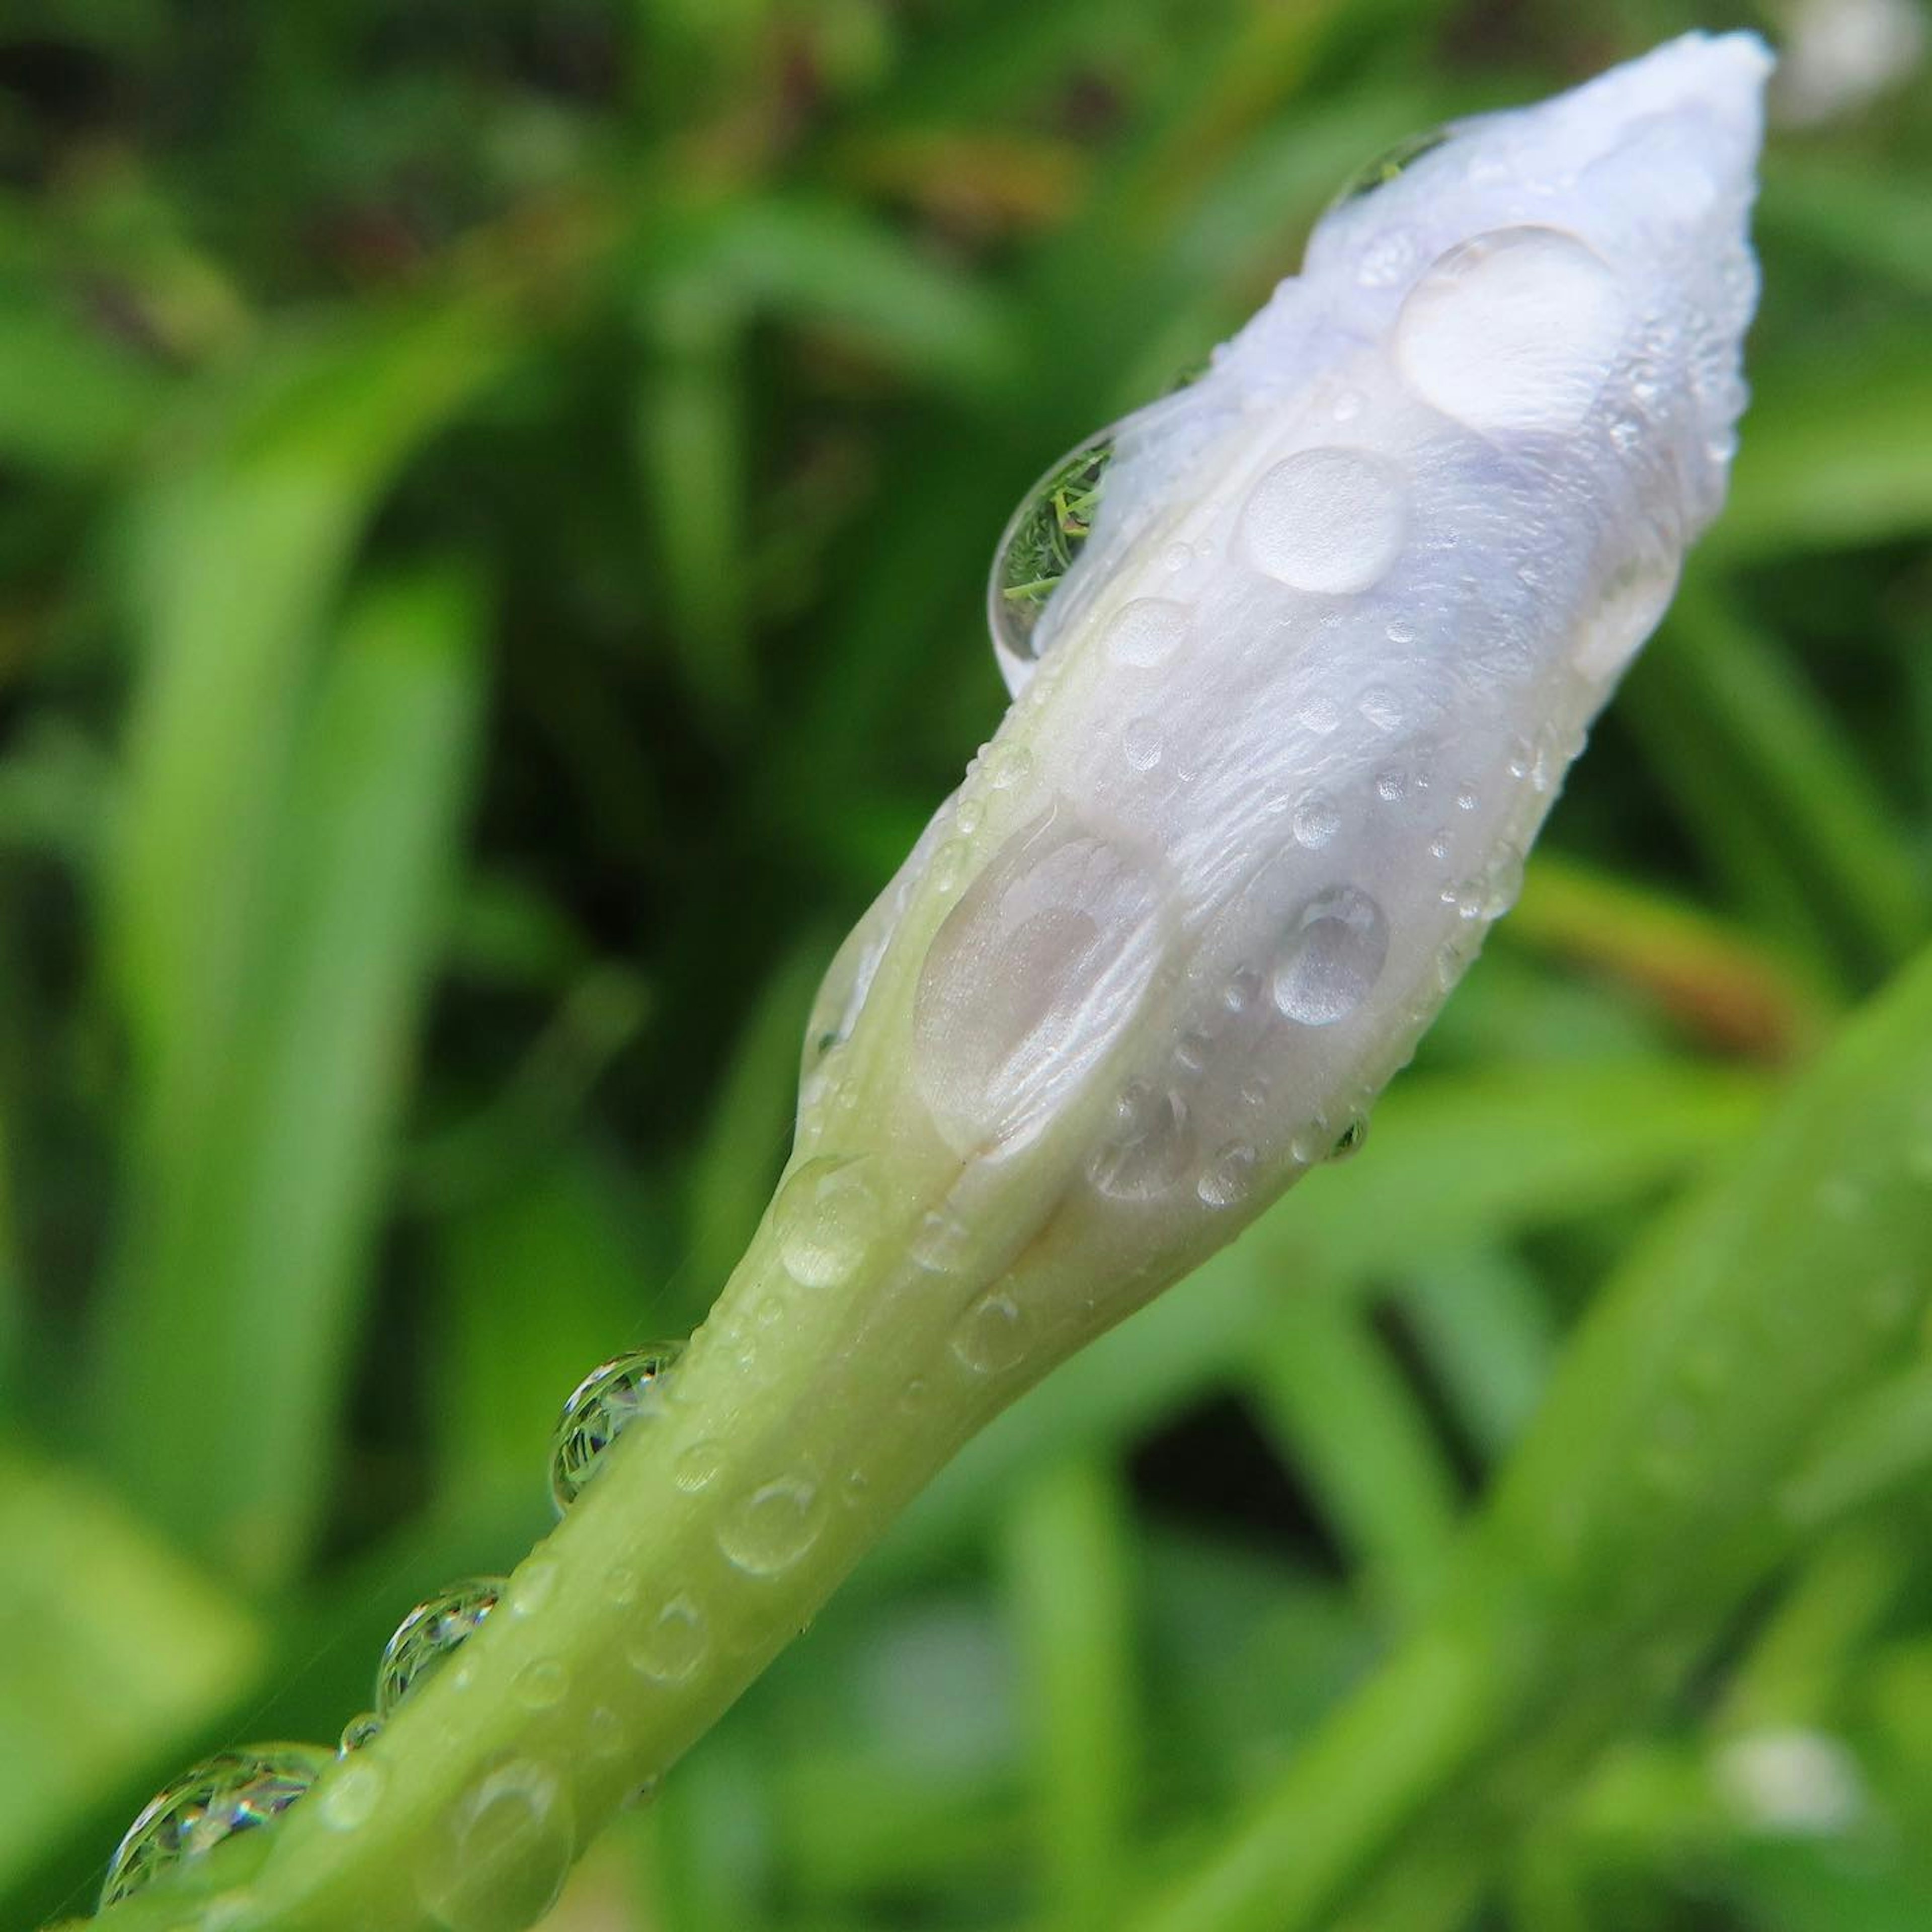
[1385,616,1417,645]
[1331,388,1365,423]
[507,1559,559,1619]
[550,1346,684,1513]
[718,1476,826,1578]
[513,1660,569,1712]
[376,1579,503,1717]
[931,838,971,896]
[1375,770,1407,804]
[985,742,1033,791]
[627,1595,710,1684]
[912,808,1168,1156]
[1455,787,1479,812]
[339,1712,384,1755]
[1163,539,1193,573]
[1104,596,1190,669]
[1359,684,1403,732]
[1299,695,1342,736]
[417,1758,574,1932]
[1240,446,1408,594]
[584,1706,625,1759]
[1395,226,1628,434]
[1089,1081,1195,1199]
[1575,548,1680,681]
[1327,124,1453,210]
[1327,1115,1369,1161]
[950,1289,1031,1374]
[604,1564,641,1609]
[775,1156,882,1288]
[1223,964,1262,1014]
[1273,886,1390,1027]
[1122,716,1163,771]
[989,430,1113,682]
[1197,1142,1257,1208]
[673,1439,723,1494]
[101,1746,330,1907]
[314,1757,384,1837]
[1292,790,1342,850]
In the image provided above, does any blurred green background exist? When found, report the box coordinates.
[3,0,1930,1926]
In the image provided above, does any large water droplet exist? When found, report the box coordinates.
[1240,446,1408,594]
[417,1758,574,1932]
[913,808,1168,1156]
[549,1344,683,1513]
[101,1745,330,1907]
[627,1595,711,1684]
[988,430,1113,680]
[1273,886,1390,1026]
[775,1156,882,1288]
[377,1579,504,1717]
[718,1475,826,1577]
[1327,125,1453,211]
[318,1758,386,1834]
[1395,227,1628,435]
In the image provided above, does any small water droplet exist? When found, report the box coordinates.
[985,742,1033,791]
[931,838,971,896]
[318,1756,385,1835]
[377,1579,503,1717]
[417,1758,574,1932]
[718,1476,826,1577]
[1122,716,1163,771]
[1359,684,1403,732]
[584,1706,625,1759]
[513,1660,569,1712]
[1196,1142,1257,1208]
[101,1746,330,1907]
[1104,597,1190,669]
[550,1346,684,1513]
[1327,1115,1369,1161]
[674,1439,723,1494]
[1163,539,1193,573]
[1375,770,1407,804]
[627,1596,710,1684]
[339,1712,384,1755]
[1240,446,1408,594]
[1273,886,1390,1026]
[1089,1081,1195,1199]
[1223,964,1262,1014]
[1385,617,1417,645]
[1331,387,1365,423]
[1292,790,1342,850]
[775,1156,882,1289]
[950,1289,1031,1374]
[604,1564,641,1609]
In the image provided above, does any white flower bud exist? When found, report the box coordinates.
[795,35,1769,1339]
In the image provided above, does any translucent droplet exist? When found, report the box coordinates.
[101,1745,330,1907]
[1273,886,1390,1027]
[1575,548,1680,681]
[318,1758,385,1834]
[1327,1115,1369,1161]
[673,1439,723,1494]
[950,1289,1031,1374]
[550,1345,684,1513]
[989,430,1113,677]
[718,1476,826,1578]
[1395,226,1628,434]
[339,1711,384,1755]
[376,1579,503,1717]
[513,1659,569,1712]
[1122,716,1164,771]
[1088,1081,1195,1200]
[417,1758,574,1932]
[775,1156,882,1289]
[1326,124,1453,210]
[1196,1142,1257,1209]
[627,1595,710,1684]
[1240,447,1408,594]
[1292,790,1342,850]
[1104,597,1190,669]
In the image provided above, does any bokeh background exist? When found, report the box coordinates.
[3,0,1930,1926]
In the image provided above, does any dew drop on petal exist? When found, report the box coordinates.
[1395,226,1628,435]
[717,1476,827,1578]
[775,1155,883,1288]
[376,1579,503,1717]
[1292,790,1342,850]
[549,1345,684,1513]
[101,1746,331,1907]
[1104,597,1190,669]
[949,1289,1032,1375]
[1088,1081,1195,1200]
[1273,887,1390,1026]
[417,1758,574,1932]
[1196,1142,1257,1209]
[988,430,1113,688]
[1240,446,1408,594]
[627,1596,710,1684]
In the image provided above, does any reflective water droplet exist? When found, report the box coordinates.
[674,1439,723,1494]
[1575,548,1680,681]
[1327,1115,1369,1161]
[1385,616,1417,645]
[989,430,1113,678]
[101,1746,330,1907]
[1240,446,1408,594]
[1359,684,1403,732]
[985,742,1033,791]
[513,1660,569,1712]
[1122,716,1164,771]
[627,1595,710,1684]
[1455,787,1479,812]
[1482,844,1525,918]
[1395,227,1628,434]
[1197,1142,1257,1208]
[507,1559,559,1619]
[339,1711,384,1755]
[1292,789,1342,850]
[318,1757,385,1834]
[931,837,971,897]
[1104,596,1190,669]
[1273,886,1390,1027]
[1375,770,1407,804]
[550,1345,683,1513]
[1223,964,1262,1014]
[913,808,1168,1156]
[718,1476,826,1577]
[775,1156,882,1288]
[950,1289,1031,1374]
[417,1758,573,1932]
[377,1579,503,1716]
[1089,1081,1195,1200]
[1327,124,1453,210]
[1299,695,1343,736]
